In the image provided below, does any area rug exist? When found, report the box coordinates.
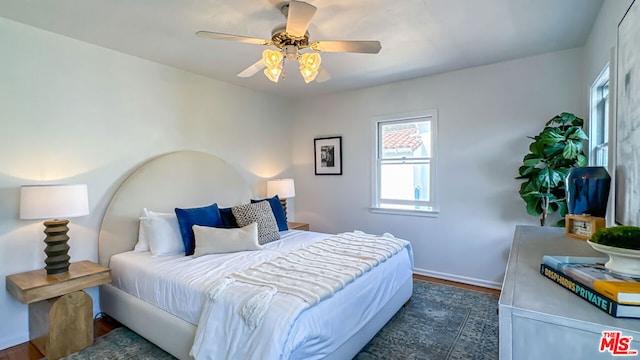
[354,279,499,360]
[58,279,499,360]
[58,327,174,360]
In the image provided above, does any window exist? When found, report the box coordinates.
[590,65,610,167]
[372,110,438,215]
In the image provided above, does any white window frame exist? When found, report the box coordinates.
[589,64,610,167]
[371,110,439,217]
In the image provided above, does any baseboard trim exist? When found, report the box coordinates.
[413,267,502,290]
[0,334,28,352]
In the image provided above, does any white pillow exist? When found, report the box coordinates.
[193,222,261,257]
[134,208,173,252]
[140,214,185,257]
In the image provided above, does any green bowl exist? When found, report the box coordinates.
[590,226,640,250]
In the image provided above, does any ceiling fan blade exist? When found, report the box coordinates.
[196,31,271,46]
[237,59,266,77]
[286,1,317,37]
[311,40,382,54]
[315,67,332,83]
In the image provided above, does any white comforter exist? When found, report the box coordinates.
[190,231,412,360]
[110,230,413,360]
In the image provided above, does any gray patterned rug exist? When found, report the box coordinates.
[355,280,499,360]
[58,279,499,360]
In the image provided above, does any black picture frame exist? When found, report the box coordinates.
[314,136,342,175]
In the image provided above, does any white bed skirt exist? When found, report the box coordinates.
[100,275,412,360]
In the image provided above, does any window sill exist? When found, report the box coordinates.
[369,206,439,218]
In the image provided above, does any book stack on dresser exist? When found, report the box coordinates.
[540,255,640,318]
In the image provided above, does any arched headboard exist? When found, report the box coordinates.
[98,151,252,266]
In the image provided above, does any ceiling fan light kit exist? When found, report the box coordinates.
[262,49,284,82]
[196,1,381,84]
[299,52,321,83]
[261,48,320,83]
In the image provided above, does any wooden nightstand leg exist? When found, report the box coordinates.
[29,290,93,360]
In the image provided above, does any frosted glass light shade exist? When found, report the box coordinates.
[267,179,295,199]
[300,68,319,83]
[299,53,321,72]
[299,53,321,83]
[20,184,90,220]
[262,49,283,83]
[264,66,282,83]
[262,49,283,69]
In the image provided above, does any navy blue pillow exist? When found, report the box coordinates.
[175,203,223,256]
[251,195,288,231]
[219,207,239,228]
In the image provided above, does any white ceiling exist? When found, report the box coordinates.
[0,0,603,99]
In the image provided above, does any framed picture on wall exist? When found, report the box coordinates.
[314,136,342,175]
[615,0,640,225]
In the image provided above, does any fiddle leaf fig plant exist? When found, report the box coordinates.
[516,112,588,226]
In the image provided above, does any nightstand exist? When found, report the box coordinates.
[288,221,309,231]
[6,261,111,360]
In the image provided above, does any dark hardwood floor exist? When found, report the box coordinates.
[0,275,499,359]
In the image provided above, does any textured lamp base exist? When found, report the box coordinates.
[280,198,288,222]
[43,219,71,275]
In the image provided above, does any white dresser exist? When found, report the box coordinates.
[499,225,640,359]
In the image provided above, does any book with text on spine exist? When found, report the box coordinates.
[543,255,640,305]
[540,264,640,318]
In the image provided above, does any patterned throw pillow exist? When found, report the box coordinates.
[231,201,280,244]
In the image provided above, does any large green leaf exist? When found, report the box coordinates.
[543,142,565,158]
[577,154,588,166]
[523,153,540,161]
[567,127,588,141]
[539,128,564,145]
[517,165,539,178]
[525,196,543,216]
[555,167,569,178]
[519,180,541,196]
[523,156,542,167]
[560,112,576,124]
[537,167,563,188]
[529,141,545,155]
[562,141,578,159]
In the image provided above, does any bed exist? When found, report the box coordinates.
[98,151,414,360]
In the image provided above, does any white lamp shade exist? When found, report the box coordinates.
[267,179,295,199]
[20,184,90,220]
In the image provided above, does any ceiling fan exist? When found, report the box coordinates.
[196,1,382,83]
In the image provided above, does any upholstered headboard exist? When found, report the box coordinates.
[98,151,252,266]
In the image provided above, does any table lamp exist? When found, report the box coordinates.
[20,184,90,274]
[267,179,295,221]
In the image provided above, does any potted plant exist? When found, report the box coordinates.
[516,112,588,226]
[590,226,640,250]
[589,226,640,276]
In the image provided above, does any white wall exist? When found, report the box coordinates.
[584,0,633,84]
[0,18,292,350]
[582,0,633,225]
[291,48,585,288]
